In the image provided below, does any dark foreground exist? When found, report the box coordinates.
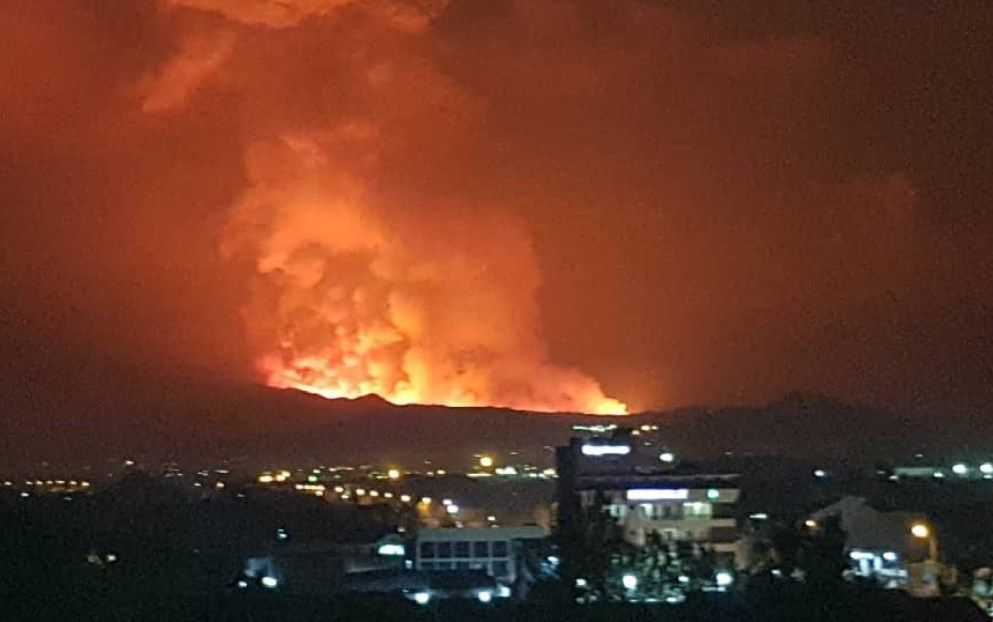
[2,589,985,622]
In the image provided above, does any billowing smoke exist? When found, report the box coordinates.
[142,0,626,413]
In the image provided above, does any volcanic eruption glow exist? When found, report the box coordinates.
[222,135,627,415]
[135,0,627,415]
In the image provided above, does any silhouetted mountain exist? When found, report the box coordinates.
[2,373,986,474]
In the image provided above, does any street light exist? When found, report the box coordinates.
[910,521,937,562]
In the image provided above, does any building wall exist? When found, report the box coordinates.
[414,526,546,585]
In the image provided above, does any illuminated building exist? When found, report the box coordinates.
[556,428,741,588]
[807,496,938,596]
[414,526,546,587]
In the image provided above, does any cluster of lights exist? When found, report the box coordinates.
[632,424,660,437]
[468,465,556,479]
[950,462,993,476]
[257,470,291,484]
[22,479,90,488]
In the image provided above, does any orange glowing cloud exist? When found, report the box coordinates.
[220,133,626,414]
[144,0,626,414]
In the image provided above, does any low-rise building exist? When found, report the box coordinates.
[808,496,939,596]
[414,525,547,586]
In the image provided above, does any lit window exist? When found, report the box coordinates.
[682,502,712,519]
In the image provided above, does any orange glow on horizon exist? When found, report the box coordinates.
[261,356,628,415]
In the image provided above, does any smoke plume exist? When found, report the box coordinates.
[144,0,626,413]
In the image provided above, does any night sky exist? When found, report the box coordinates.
[2,1,991,458]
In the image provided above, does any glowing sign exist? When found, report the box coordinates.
[581,444,631,456]
[626,488,689,501]
[377,543,405,556]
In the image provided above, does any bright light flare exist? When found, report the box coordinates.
[910,523,930,538]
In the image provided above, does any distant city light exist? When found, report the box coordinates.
[575,578,588,588]
[573,424,618,434]
[804,519,817,529]
[707,488,720,500]
[953,463,968,476]
[261,576,278,588]
[369,490,379,497]
[883,551,898,562]
[479,456,494,468]
[420,497,432,505]
[910,523,930,539]
[236,580,248,589]
[715,571,734,587]
[981,463,993,474]
[659,452,675,463]
[446,504,460,515]
[400,494,411,503]
[355,488,366,496]
[387,468,401,480]
[581,444,631,457]
[622,574,638,590]
[813,469,826,478]
[933,471,945,479]
[441,498,453,506]
[258,474,274,484]
[749,513,769,520]
[477,590,492,603]
[495,466,518,476]
[626,488,689,501]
